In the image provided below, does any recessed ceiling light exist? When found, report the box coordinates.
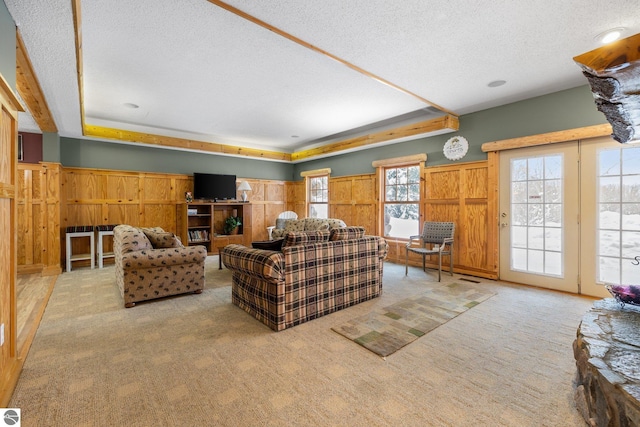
[123,102,139,109]
[596,27,625,44]
[487,80,506,88]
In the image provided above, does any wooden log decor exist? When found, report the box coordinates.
[574,33,640,143]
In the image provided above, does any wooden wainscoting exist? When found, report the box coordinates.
[18,162,496,278]
[424,160,497,279]
[17,162,61,276]
[238,178,288,241]
[16,166,292,272]
[284,173,378,231]
[0,72,23,406]
[386,160,498,279]
[286,180,306,217]
[330,174,378,233]
[61,168,191,269]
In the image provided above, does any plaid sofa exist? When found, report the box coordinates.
[114,224,207,308]
[221,227,388,331]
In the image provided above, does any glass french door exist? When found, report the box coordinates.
[500,136,640,298]
[499,142,580,293]
[580,136,640,298]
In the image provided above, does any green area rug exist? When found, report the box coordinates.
[332,282,495,357]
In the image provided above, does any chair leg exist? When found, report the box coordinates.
[450,246,454,276]
[438,253,442,282]
[405,247,408,275]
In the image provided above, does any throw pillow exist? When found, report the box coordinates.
[282,230,330,248]
[329,226,366,241]
[142,229,181,248]
[252,239,285,251]
[326,218,347,229]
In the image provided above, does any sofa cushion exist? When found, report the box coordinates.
[282,219,306,232]
[303,218,330,231]
[329,226,366,241]
[142,229,181,248]
[282,230,330,247]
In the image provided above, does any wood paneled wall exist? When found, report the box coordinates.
[61,168,191,267]
[17,162,61,276]
[382,160,497,279]
[283,167,497,280]
[16,167,292,272]
[63,168,191,232]
[18,162,496,279]
[330,174,378,233]
[424,161,497,278]
[236,178,289,241]
[285,174,379,231]
[0,74,22,406]
[286,180,305,217]
[57,170,291,264]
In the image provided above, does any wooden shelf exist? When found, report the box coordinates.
[177,202,252,255]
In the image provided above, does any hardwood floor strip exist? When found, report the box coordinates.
[16,273,57,359]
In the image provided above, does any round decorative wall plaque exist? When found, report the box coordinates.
[443,136,469,161]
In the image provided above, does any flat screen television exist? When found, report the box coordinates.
[193,173,237,201]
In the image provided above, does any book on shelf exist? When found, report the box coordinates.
[188,229,209,242]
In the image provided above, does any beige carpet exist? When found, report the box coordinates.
[10,258,594,426]
[333,283,495,357]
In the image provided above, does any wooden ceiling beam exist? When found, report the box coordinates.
[15,30,57,133]
[481,123,612,152]
[291,115,459,162]
[83,124,293,162]
[84,116,458,163]
[71,0,86,132]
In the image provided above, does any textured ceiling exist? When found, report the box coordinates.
[5,0,640,157]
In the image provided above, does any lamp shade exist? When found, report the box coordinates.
[237,181,252,191]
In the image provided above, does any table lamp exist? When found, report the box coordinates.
[237,181,252,202]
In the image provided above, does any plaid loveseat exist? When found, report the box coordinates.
[221,227,388,331]
[114,224,207,307]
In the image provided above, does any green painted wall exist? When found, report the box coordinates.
[60,137,295,180]
[60,85,606,181]
[0,1,16,88]
[43,132,60,163]
[293,85,606,179]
